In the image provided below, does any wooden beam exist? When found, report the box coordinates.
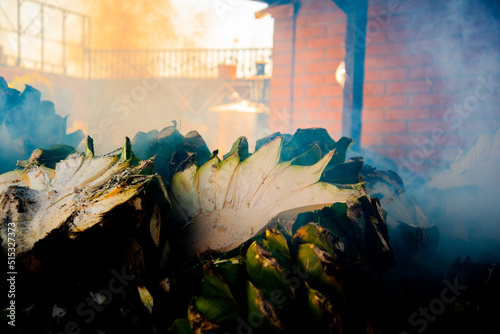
[341,0,367,146]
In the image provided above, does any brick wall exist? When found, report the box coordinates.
[267,0,500,172]
[268,0,346,139]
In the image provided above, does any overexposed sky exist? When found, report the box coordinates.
[171,0,273,48]
[0,0,273,53]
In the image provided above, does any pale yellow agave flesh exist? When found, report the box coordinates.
[169,136,365,256]
[0,137,166,256]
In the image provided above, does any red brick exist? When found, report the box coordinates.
[408,120,455,133]
[294,87,305,98]
[431,107,448,119]
[270,77,292,88]
[361,134,384,146]
[308,36,345,49]
[274,19,294,31]
[362,109,385,120]
[295,50,325,62]
[364,82,385,95]
[295,39,307,50]
[386,80,431,94]
[372,147,407,159]
[294,74,324,86]
[296,15,308,27]
[309,11,346,24]
[272,65,292,77]
[270,116,291,133]
[325,73,337,84]
[363,121,407,133]
[292,110,305,122]
[274,40,293,54]
[307,60,338,73]
[326,48,345,60]
[270,99,290,110]
[306,110,342,121]
[294,62,307,75]
[385,134,430,146]
[365,56,386,69]
[296,26,326,39]
[364,95,407,108]
[268,5,294,20]
[326,22,347,36]
[326,122,343,136]
[325,97,343,109]
[386,108,431,120]
[294,98,323,110]
[300,0,328,14]
[365,30,387,43]
[274,29,294,42]
[365,68,408,82]
[386,23,434,41]
[386,53,433,67]
[408,94,455,107]
[273,53,292,66]
[365,42,410,56]
[270,88,291,99]
[306,85,342,97]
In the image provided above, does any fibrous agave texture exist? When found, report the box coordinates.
[0,136,168,258]
[168,135,365,257]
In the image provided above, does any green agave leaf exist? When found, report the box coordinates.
[321,157,364,184]
[246,241,294,299]
[293,223,337,255]
[192,296,238,326]
[295,243,344,300]
[262,228,292,269]
[201,262,236,302]
[224,136,249,160]
[246,280,285,332]
[187,301,220,334]
[170,318,193,334]
[17,144,77,169]
[290,144,323,167]
[183,130,211,166]
[302,282,343,333]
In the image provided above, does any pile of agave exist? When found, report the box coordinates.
[0,121,400,333]
[2,82,499,334]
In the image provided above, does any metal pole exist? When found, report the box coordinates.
[40,4,44,71]
[341,0,367,146]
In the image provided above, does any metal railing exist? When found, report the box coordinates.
[0,0,90,77]
[0,0,273,80]
[88,48,273,80]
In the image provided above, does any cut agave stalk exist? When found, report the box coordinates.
[0,136,168,257]
[169,136,364,257]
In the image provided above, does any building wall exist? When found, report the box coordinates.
[267,0,500,172]
[268,1,346,139]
